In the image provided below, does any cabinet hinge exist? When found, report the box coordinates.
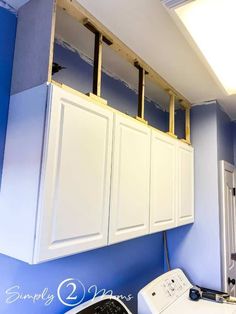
[233,188,236,196]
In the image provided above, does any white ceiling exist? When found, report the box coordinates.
[4,0,236,119]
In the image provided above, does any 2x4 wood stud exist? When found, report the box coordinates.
[168,91,177,138]
[184,107,191,144]
[167,92,191,144]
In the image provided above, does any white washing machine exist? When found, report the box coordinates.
[138,269,236,314]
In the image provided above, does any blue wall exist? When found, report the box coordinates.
[217,105,234,164]
[175,108,185,139]
[0,7,16,184]
[232,121,236,165]
[0,233,163,314]
[167,103,235,290]
[0,27,166,314]
[167,104,222,289]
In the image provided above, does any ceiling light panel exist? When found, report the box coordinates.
[175,0,236,95]
[161,0,195,9]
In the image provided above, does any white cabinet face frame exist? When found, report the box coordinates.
[109,114,151,244]
[177,141,194,226]
[34,85,113,263]
[150,130,177,233]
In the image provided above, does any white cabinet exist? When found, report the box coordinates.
[0,83,194,263]
[34,85,113,262]
[0,83,114,263]
[150,130,177,233]
[109,114,151,244]
[177,142,194,226]
[150,132,194,231]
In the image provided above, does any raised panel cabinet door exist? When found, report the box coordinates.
[177,142,194,226]
[109,114,151,244]
[150,130,176,233]
[34,85,113,262]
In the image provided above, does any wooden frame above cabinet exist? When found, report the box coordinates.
[11,0,192,143]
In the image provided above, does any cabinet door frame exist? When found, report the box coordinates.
[150,130,177,233]
[177,141,194,226]
[34,84,113,263]
[109,113,151,244]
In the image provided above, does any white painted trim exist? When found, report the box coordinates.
[219,160,235,291]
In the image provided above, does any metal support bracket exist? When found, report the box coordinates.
[83,19,112,99]
[93,31,103,97]
[83,19,113,45]
[134,61,148,124]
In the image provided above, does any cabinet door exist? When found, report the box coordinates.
[109,114,150,244]
[34,85,113,262]
[177,142,194,226]
[150,131,176,233]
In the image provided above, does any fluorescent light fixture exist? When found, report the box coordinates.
[175,0,236,95]
[161,0,195,9]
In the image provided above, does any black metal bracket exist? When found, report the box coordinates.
[83,19,113,46]
[83,19,113,97]
[134,61,148,121]
[52,62,66,75]
[93,31,103,97]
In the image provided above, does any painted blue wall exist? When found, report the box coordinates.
[217,105,234,164]
[175,108,185,140]
[0,233,163,314]
[167,104,222,290]
[0,28,166,314]
[0,7,16,184]
[232,121,236,165]
[167,103,235,291]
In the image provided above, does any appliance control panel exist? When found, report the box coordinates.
[138,269,192,314]
[65,296,132,314]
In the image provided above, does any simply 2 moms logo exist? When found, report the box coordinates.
[5,278,133,307]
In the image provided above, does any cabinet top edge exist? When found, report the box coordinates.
[49,81,193,147]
